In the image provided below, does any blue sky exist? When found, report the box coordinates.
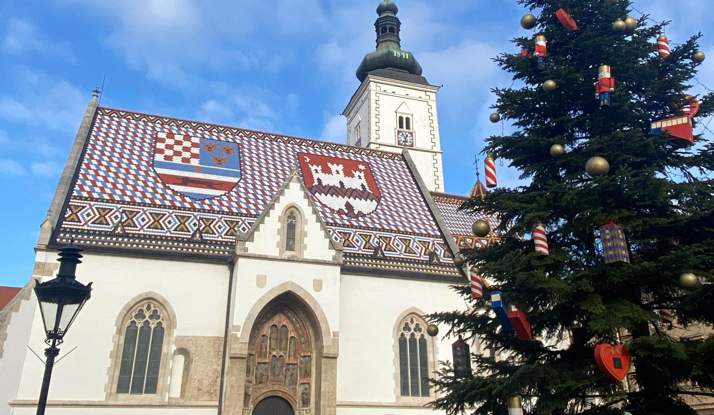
[1,0,713,287]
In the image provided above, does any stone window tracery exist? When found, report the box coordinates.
[398,316,430,397]
[286,210,297,252]
[117,302,166,395]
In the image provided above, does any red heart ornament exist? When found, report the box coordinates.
[594,343,631,382]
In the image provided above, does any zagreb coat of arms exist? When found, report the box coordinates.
[298,153,381,218]
[152,132,241,200]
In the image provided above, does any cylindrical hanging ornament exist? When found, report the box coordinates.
[485,154,497,188]
[658,309,674,326]
[533,223,549,256]
[535,34,547,69]
[508,395,524,415]
[657,34,670,58]
[470,267,483,299]
[599,220,630,264]
[595,65,615,107]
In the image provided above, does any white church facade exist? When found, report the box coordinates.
[0,2,497,415]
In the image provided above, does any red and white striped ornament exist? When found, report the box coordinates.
[657,34,670,58]
[485,154,497,188]
[470,267,483,299]
[533,223,549,256]
[658,309,674,325]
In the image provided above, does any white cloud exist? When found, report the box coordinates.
[31,161,62,178]
[0,70,87,133]
[0,159,26,175]
[0,18,76,63]
[319,113,345,142]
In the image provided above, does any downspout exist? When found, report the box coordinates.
[218,253,237,415]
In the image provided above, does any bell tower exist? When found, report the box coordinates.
[342,0,445,192]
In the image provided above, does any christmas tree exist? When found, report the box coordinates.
[429,1,714,414]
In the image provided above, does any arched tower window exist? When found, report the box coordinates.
[381,27,387,34]
[398,116,404,129]
[405,117,411,130]
[117,302,166,394]
[389,26,396,34]
[397,315,430,397]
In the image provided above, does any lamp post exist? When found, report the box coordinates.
[33,242,92,415]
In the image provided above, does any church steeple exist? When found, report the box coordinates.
[356,0,424,83]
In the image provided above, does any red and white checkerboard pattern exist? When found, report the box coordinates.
[155,132,200,164]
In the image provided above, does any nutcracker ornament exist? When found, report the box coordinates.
[599,220,630,264]
[470,267,484,300]
[535,35,547,69]
[485,154,497,188]
[507,303,533,341]
[533,223,549,256]
[657,34,670,58]
[596,65,615,106]
[651,95,700,145]
[491,291,514,331]
[507,396,524,415]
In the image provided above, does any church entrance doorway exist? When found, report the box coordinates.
[252,396,294,415]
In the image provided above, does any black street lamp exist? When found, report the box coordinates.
[33,242,92,415]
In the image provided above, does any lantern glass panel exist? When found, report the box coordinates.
[38,301,59,335]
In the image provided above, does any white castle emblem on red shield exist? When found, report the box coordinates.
[298,153,381,218]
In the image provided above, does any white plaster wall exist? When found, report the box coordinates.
[9,407,217,415]
[246,180,336,263]
[0,285,36,415]
[346,88,371,147]
[14,253,228,403]
[232,257,341,340]
[374,84,435,151]
[336,273,466,404]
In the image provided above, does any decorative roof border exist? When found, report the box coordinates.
[430,192,469,204]
[99,107,403,160]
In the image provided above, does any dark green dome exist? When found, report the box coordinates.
[356,0,425,83]
[376,0,398,16]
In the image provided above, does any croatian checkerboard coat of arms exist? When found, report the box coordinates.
[152,132,241,200]
[298,153,381,218]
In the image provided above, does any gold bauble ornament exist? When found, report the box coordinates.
[550,144,565,157]
[454,255,464,267]
[624,16,637,33]
[489,112,501,123]
[521,14,537,30]
[472,219,491,237]
[586,156,610,176]
[679,272,699,290]
[612,20,627,33]
[543,79,557,92]
[693,50,706,64]
[426,324,439,337]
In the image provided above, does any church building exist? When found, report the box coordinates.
[0,2,496,415]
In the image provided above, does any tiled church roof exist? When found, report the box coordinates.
[54,108,462,278]
[430,192,500,250]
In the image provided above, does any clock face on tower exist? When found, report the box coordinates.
[397,130,414,147]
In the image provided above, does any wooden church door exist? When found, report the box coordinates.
[252,397,294,415]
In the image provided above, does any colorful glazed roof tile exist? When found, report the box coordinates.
[430,192,500,250]
[55,108,460,277]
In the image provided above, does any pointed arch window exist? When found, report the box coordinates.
[397,316,430,397]
[117,302,166,394]
[286,210,297,251]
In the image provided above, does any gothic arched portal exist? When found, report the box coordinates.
[241,292,323,415]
